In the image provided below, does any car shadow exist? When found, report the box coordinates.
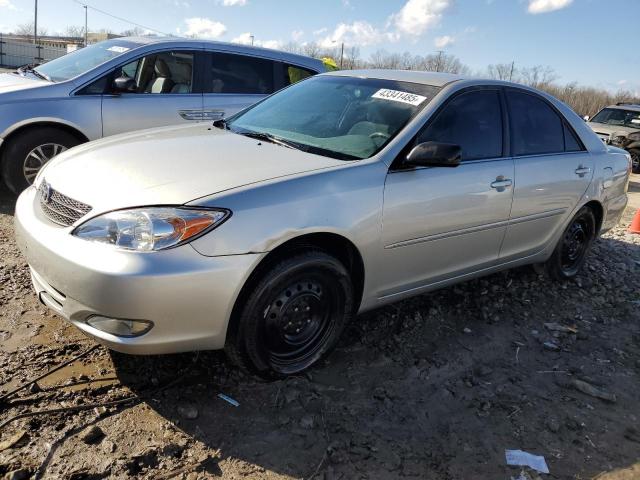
[109,231,640,479]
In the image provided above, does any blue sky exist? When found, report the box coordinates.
[1,0,638,94]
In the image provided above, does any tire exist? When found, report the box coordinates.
[630,149,640,174]
[1,127,82,194]
[545,206,596,281]
[225,250,354,378]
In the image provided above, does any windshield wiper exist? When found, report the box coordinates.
[237,130,303,151]
[18,64,51,82]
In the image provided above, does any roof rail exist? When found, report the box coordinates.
[616,102,640,107]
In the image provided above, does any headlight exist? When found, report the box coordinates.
[72,207,230,251]
[628,132,640,141]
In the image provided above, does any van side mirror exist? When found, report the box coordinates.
[583,115,590,122]
[112,76,137,93]
[405,141,462,168]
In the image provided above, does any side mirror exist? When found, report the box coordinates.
[112,76,137,93]
[583,115,590,122]
[405,141,462,168]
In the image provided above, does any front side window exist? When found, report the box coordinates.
[35,39,141,82]
[417,89,503,161]
[507,90,564,156]
[210,52,275,94]
[591,108,640,129]
[228,75,440,160]
[117,51,194,94]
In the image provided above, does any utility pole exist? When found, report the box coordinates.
[84,5,88,47]
[250,34,254,46]
[509,61,515,82]
[33,0,38,44]
[339,42,344,69]
[435,50,444,72]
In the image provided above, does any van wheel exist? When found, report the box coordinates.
[226,251,354,378]
[545,206,596,280]
[1,127,81,194]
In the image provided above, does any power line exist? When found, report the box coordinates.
[72,0,172,37]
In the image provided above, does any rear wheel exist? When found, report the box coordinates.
[545,206,596,280]
[226,251,354,378]
[630,149,640,174]
[1,127,81,194]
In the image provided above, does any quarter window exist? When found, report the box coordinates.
[283,64,315,86]
[210,52,275,94]
[507,90,564,156]
[564,123,583,152]
[417,90,503,161]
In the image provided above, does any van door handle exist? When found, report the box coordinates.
[490,176,513,191]
[575,166,591,177]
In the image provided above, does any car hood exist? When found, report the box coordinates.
[587,122,640,136]
[0,72,49,94]
[41,124,347,214]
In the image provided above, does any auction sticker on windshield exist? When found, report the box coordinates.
[107,46,130,53]
[372,89,427,106]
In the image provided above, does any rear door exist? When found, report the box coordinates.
[101,49,203,137]
[201,51,318,120]
[499,88,594,260]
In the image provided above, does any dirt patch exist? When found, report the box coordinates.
[1,184,639,479]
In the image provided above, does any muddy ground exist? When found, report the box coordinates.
[1,180,639,480]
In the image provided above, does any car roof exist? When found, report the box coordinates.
[604,103,640,112]
[119,36,324,71]
[324,69,466,87]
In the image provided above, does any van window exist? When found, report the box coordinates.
[209,52,275,94]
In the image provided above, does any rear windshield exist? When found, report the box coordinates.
[35,39,141,82]
[228,75,440,160]
[591,108,640,129]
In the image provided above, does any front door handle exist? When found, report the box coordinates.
[575,165,591,177]
[490,176,513,191]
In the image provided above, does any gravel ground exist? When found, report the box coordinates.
[1,183,639,480]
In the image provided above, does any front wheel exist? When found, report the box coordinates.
[226,251,354,378]
[1,127,81,194]
[545,206,596,280]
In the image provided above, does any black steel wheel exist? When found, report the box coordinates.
[226,250,354,377]
[545,206,596,280]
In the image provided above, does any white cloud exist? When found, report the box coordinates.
[319,21,394,48]
[221,0,247,5]
[182,17,226,38]
[291,29,304,41]
[231,32,281,49]
[391,0,452,36]
[618,80,628,86]
[0,0,16,9]
[527,0,573,14]
[434,35,455,48]
[313,27,328,36]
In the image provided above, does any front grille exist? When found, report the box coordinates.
[38,181,92,227]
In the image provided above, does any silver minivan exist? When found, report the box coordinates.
[0,37,324,193]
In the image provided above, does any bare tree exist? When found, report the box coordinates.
[64,25,85,39]
[120,27,144,37]
[487,63,517,81]
[14,22,48,37]
[520,65,558,88]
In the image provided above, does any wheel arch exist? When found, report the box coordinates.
[226,232,366,342]
[582,199,604,234]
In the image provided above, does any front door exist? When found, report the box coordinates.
[379,88,514,299]
[499,88,594,260]
[101,50,203,137]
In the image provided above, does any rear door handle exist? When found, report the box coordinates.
[575,166,591,177]
[179,109,204,121]
[490,176,513,191]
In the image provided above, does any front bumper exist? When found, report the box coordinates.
[14,186,264,354]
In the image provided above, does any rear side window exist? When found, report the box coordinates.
[564,123,583,152]
[283,64,315,86]
[507,90,565,156]
[417,89,503,161]
[209,52,275,94]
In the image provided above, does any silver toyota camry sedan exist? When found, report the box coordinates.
[15,70,631,377]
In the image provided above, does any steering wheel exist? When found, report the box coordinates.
[369,132,390,141]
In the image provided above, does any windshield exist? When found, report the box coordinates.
[34,39,141,82]
[227,75,440,160]
[591,107,640,129]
